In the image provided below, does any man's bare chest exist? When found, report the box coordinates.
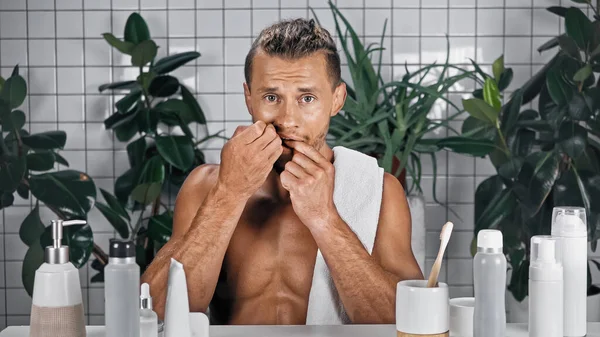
[224,198,318,298]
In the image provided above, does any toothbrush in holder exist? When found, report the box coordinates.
[426,221,454,288]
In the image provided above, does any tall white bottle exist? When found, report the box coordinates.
[529,235,563,337]
[473,229,506,337]
[105,239,140,337]
[551,206,587,337]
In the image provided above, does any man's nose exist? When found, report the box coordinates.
[274,101,300,129]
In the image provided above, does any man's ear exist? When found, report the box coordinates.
[331,82,347,117]
[243,82,254,116]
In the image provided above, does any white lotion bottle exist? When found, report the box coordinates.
[529,235,563,337]
[140,283,158,337]
[105,239,140,337]
[551,206,587,337]
[473,229,506,337]
[30,220,87,337]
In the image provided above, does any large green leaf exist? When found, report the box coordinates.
[492,55,504,81]
[513,151,561,218]
[155,135,194,171]
[554,168,587,208]
[497,68,514,92]
[131,40,158,67]
[148,212,173,245]
[126,137,146,168]
[559,35,582,61]
[138,155,165,184]
[573,64,593,82]
[498,157,524,181]
[115,168,139,205]
[474,175,505,230]
[0,74,27,109]
[40,222,93,268]
[136,108,159,134]
[483,78,502,111]
[115,89,142,113]
[475,187,517,232]
[131,182,162,205]
[148,75,179,97]
[180,85,206,124]
[509,128,535,157]
[501,89,523,133]
[114,116,139,142]
[558,121,587,159]
[19,203,45,247]
[437,136,496,157]
[0,155,26,192]
[102,33,134,55]
[104,108,139,130]
[538,36,560,53]
[508,259,530,302]
[29,170,97,218]
[152,52,201,75]
[96,202,129,239]
[522,53,560,105]
[546,67,573,106]
[123,13,151,45]
[21,131,66,150]
[0,191,14,209]
[154,99,191,125]
[22,240,44,297]
[1,110,26,131]
[568,92,594,120]
[26,151,55,171]
[98,80,138,93]
[462,98,498,125]
[565,7,593,50]
[99,188,130,221]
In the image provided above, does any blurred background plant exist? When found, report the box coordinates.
[320,1,495,207]
[461,1,600,305]
[89,12,225,282]
[0,65,98,296]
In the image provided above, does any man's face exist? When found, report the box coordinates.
[243,50,346,171]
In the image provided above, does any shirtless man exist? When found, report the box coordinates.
[140,18,423,325]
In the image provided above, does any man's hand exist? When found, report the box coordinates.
[218,121,282,199]
[280,140,338,230]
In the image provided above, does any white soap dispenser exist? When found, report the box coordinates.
[30,219,87,337]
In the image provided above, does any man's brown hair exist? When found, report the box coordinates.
[244,18,341,90]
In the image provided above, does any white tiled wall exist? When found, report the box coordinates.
[0,0,590,328]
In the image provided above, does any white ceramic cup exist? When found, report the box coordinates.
[396,280,449,335]
[449,297,474,337]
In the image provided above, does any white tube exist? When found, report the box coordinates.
[164,258,191,337]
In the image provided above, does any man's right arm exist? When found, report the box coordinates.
[140,164,247,320]
[140,121,282,321]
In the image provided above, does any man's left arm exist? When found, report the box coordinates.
[280,141,424,324]
[314,173,424,324]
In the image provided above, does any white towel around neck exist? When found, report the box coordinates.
[305,145,385,325]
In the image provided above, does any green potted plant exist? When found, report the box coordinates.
[89,12,224,281]
[460,1,600,322]
[0,65,98,296]
[317,1,494,270]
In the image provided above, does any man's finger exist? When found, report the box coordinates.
[252,124,278,149]
[284,141,328,166]
[291,151,320,173]
[237,121,267,144]
[280,170,298,191]
[284,161,309,180]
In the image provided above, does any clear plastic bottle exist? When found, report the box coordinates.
[105,239,140,337]
[140,283,158,337]
[473,229,506,337]
[551,206,587,337]
[529,235,563,337]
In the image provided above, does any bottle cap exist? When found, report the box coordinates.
[109,238,136,258]
[477,229,503,251]
[140,282,152,310]
[45,219,87,264]
[530,235,563,281]
[551,206,587,238]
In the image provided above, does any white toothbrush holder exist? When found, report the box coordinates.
[396,280,449,337]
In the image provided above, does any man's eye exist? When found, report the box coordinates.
[265,95,277,102]
[302,96,315,103]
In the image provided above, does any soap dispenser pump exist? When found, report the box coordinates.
[30,219,87,337]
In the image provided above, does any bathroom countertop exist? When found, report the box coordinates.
[1,323,600,337]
